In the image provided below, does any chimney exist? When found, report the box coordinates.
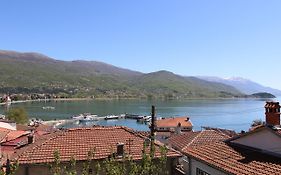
[175,122,182,134]
[27,134,35,144]
[265,101,280,126]
[116,142,124,157]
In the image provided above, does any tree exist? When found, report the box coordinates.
[48,144,169,175]
[49,150,63,175]
[6,107,29,124]
[65,156,77,175]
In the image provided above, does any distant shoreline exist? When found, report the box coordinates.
[0,96,276,106]
[0,98,93,106]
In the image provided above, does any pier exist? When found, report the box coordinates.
[42,113,151,128]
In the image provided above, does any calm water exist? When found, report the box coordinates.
[0,98,277,132]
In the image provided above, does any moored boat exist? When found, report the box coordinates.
[72,113,98,122]
[42,106,55,110]
[105,115,119,120]
[137,115,152,123]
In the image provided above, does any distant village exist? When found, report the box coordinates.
[0,93,73,103]
[0,101,280,174]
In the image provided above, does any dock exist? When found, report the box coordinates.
[43,113,150,128]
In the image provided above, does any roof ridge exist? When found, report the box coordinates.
[121,127,180,155]
[68,126,123,131]
[181,131,202,150]
[206,129,230,139]
[0,130,10,143]
[13,131,65,161]
[121,127,149,140]
[215,129,231,139]
[4,130,11,142]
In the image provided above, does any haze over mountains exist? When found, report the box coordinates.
[0,50,278,98]
[197,76,281,96]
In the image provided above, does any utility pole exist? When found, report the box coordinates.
[5,159,10,175]
[150,105,155,152]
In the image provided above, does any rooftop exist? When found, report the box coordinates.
[184,141,281,175]
[202,126,237,137]
[0,127,29,143]
[12,126,181,164]
[155,117,192,128]
[168,130,230,151]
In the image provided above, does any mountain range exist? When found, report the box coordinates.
[197,76,281,96]
[0,50,278,99]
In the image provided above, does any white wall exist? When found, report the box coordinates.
[0,121,16,130]
[189,158,227,175]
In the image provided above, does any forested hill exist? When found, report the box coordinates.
[0,50,244,98]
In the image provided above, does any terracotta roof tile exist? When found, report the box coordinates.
[168,132,199,150]
[6,131,29,141]
[0,129,29,143]
[0,130,10,143]
[0,127,11,132]
[136,131,150,137]
[168,130,230,151]
[12,126,180,164]
[184,142,281,175]
[202,126,237,137]
[155,117,192,128]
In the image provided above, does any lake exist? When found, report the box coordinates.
[0,98,276,132]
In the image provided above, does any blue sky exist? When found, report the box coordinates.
[1,1,281,89]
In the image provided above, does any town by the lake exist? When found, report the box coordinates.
[1,1,281,175]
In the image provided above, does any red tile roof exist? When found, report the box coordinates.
[0,128,29,143]
[184,141,281,175]
[136,131,150,137]
[155,117,192,128]
[0,130,10,143]
[12,126,181,164]
[202,126,237,137]
[6,131,29,142]
[168,130,230,151]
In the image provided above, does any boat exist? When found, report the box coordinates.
[72,113,98,122]
[42,106,55,110]
[119,114,126,118]
[137,115,152,123]
[79,115,97,122]
[72,114,84,120]
[125,114,145,119]
[105,115,119,120]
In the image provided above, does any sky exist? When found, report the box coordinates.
[0,0,281,89]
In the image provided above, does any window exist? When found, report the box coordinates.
[196,168,211,175]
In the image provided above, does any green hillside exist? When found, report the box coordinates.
[0,50,244,99]
[131,71,242,98]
